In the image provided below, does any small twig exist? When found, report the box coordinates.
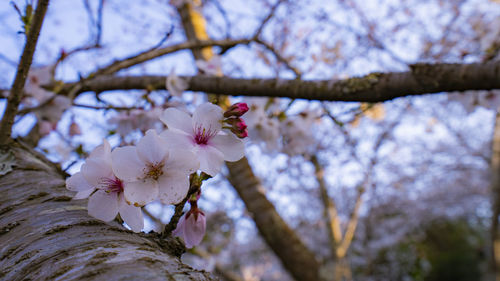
[0,0,50,144]
[72,103,144,111]
[253,0,285,39]
[162,174,203,237]
[254,38,301,78]
[95,0,104,46]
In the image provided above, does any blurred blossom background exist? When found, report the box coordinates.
[1,0,500,280]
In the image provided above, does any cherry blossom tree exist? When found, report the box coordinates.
[0,0,499,280]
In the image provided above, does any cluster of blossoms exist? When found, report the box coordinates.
[22,65,72,137]
[66,102,248,247]
[243,97,321,156]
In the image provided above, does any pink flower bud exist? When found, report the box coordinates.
[172,208,206,248]
[225,118,248,138]
[224,103,249,118]
[225,117,247,131]
[39,120,54,137]
[69,122,82,136]
[233,129,248,138]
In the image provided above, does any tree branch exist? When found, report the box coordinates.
[92,38,252,76]
[56,60,500,102]
[0,0,49,144]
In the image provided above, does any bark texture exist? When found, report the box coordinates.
[57,60,500,102]
[0,142,215,281]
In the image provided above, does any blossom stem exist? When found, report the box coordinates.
[162,172,203,237]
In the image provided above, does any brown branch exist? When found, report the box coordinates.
[226,158,321,281]
[54,60,500,102]
[92,38,252,76]
[0,0,50,144]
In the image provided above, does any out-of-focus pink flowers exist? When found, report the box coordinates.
[166,69,188,97]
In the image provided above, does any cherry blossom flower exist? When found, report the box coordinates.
[281,110,321,156]
[109,108,162,136]
[173,206,206,248]
[66,140,144,232]
[111,130,199,206]
[243,98,281,151]
[166,69,188,97]
[23,65,54,106]
[160,103,245,176]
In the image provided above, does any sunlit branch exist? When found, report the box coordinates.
[56,60,500,102]
[0,0,50,144]
[312,155,343,260]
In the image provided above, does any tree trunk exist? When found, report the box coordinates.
[491,111,500,281]
[175,2,322,280]
[226,159,321,281]
[0,141,215,281]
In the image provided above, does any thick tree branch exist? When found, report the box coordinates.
[0,0,49,144]
[226,158,321,281]
[0,142,215,280]
[56,60,500,102]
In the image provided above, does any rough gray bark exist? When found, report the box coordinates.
[0,142,215,281]
[56,60,500,102]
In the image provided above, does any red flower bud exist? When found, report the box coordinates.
[225,117,247,131]
[224,103,249,118]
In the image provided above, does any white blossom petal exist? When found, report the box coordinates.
[88,139,112,164]
[123,179,159,207]
[66,172,94,192]
[157,172,190,205]
[74,189,94,200]
[211,134,245,162]
[136,130,169,164]
[111,146,144,182]
[88,190,118,221]
[118,194,144,232]
[81,158,113,187]
[193,103,223,133]
[160,107,193,134]
[195,145,225,176]
[164,149,199,175]
[160,129,194,150]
